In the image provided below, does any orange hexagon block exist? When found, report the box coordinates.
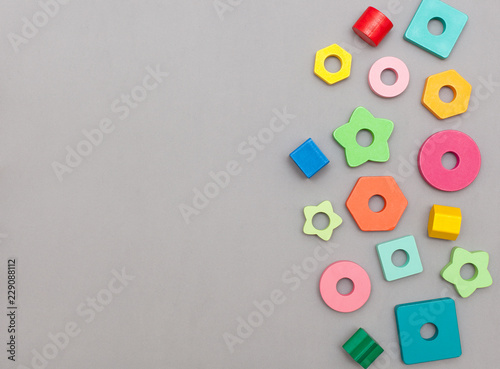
[346,176,408,231]
[421,69,471,120]
[314,44,352,85]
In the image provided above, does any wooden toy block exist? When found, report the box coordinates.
[421,69,471,120]
[404,0,468,59]
[368,57,410,98]
[319,261,371,313]
[376,235,423,281]
[333,107,393,167]
[314,44,351,85]
[346,176,407,232]
[352,7,393,47]
[395,298,461,364]
[428,204,461,240]
[441,247,492,298]
[418,130,481,192]
[303,200,342,241]
[289,138,329,178]
[342,328,384,368]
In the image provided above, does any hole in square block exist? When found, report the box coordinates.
[391,249,409,267]
[427,17,445,35]
[420,323,438,340]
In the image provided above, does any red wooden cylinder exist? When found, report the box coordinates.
[352,7,393,47]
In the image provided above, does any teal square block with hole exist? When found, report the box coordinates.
[395,298,462,365]
[376,235,423,282]
[404,0,468,59]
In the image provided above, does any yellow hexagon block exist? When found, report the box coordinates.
[428,205,462,240]
[314,44,352,85]
[421,69,471,120]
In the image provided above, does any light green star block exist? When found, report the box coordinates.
[441,247,493,298]
[333,107,394,167]
[303,200,342,241]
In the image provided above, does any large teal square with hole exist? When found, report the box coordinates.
[376,235,423,281]
[395,298,462,365]
[404,0,468,59]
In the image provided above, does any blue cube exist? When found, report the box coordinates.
[404,0,468,59]
[289,138,329,178]
[395,298,461,365]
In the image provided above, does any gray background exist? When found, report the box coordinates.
[0,0,498,368]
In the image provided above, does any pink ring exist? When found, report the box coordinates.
[368,56,409,98]
[319,261,371,313]
[418,130,481,192]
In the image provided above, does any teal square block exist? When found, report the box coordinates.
[342,328,383,369]
[395,298,462,365]
[290,138,329,178]
[404,0,468,59]
[376,235,423,282]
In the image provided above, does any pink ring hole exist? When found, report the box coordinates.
[418,130,481,192]
[368,56,410,98]
[319,261,371,313]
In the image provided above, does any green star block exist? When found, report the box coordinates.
[441,247,493,298]
[303,200,342,241]
[333,107,394,167]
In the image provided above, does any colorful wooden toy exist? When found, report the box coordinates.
[376,235,423,281]
[441,247,493,298]
[352,7,393,47]
[428,205,461,240]
[418,130,481,192]
[319,261,371,313]
[342,328,384,369]
[303,200,342,241]
[368,57,409,98]
[346,176,407,232]
[404,0,468,59]
[421,70,471,119]
[333,107,393,167]
[289,138,329,178]
[314,44,352,85]
[395,298,461,364]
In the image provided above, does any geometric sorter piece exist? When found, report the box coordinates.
[342,328,384,368]
[418,130,481,192]
[333,107,394,167]
[368,57,410,98]
[289,138,329,178]
[404,0,468,59]
[441,247,493,298]
[428,204,461,240]
[319,261,371,313]
[395,298,461,365]
[303,200,343,241]
[314,44,352,85]
[421,70,471,120]
[352,7,393,47]
[346,176,407,231]
[376,235,423,281]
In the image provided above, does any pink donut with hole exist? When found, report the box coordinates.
[319,260,371,313]
[368,56,410,98]
[418,130,481,192]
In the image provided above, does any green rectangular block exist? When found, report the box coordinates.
[342,328,384,369]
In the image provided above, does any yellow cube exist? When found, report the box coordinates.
[428,205,462,240]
